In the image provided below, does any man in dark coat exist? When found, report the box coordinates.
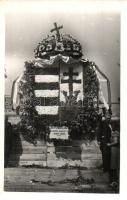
[107,130,120,185]
[4,116,13,167]
[97,114,112,172]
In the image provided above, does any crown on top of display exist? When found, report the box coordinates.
[34,22,83,59]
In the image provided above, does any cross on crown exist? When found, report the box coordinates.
[50,22,63,41]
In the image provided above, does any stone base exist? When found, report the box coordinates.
[8,133,102,168]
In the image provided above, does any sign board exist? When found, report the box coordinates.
[49,126,69,140]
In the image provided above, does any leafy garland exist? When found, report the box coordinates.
[18,60,102,142]
[75,61,100,139]
[18,62,39,142]
[83,61,99,110]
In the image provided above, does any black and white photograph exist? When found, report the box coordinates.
[3,0,121,194]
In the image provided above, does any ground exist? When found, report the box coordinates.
[4,167,119,193]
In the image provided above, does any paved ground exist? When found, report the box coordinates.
[4,167,119,193]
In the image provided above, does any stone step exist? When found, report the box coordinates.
[46,159,102,168]
[13,136,99,147]
[12,140,46,146]
[10,144,101,155]
[9,151,101,161]
[9,153,46,161]
[8,160,47,167]
[8,155,102,168]
[11,146,47,154]
[47,152,101,160]
[54,146,100,152]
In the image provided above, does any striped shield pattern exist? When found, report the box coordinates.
[34,66,60,115]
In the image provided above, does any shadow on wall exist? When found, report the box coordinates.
[4,118,23,167]
[53,140,81,161]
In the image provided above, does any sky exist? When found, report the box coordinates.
[5,1,120,103]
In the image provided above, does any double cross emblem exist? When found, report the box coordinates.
[61,67,81,104]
